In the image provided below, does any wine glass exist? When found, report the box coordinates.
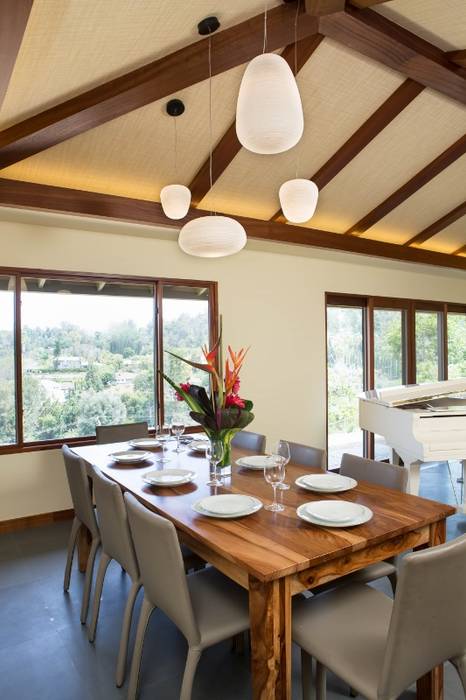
[275,440,291,490]
[171,420,185,453]
[206,439,224,486]
[156,424,171,463]
[264,454,286,512]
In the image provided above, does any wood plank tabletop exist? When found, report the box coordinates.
[73,440,455,583]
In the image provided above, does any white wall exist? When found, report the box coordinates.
[0,208,465,520]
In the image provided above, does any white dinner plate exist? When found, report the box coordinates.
[192,494,262,519]
[296,500,373,528]
[235,455,270,470]
[110,450,151,464]
[129,438,161,449]
[295,473,357,493]
[142,468,196,486]
[190,434,208,441]
[190,441,210,453]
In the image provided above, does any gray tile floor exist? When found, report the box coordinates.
[0,462,465,700]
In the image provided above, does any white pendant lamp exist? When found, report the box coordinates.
[179,215,246,257]
[236,53,304,154]
[279,179,319,223]
[161,99,191,220]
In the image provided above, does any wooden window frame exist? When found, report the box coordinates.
[326,292,466,462]
[0,266,218,455]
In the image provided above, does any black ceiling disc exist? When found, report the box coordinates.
[198,16,220,35]
[166,99,185,117]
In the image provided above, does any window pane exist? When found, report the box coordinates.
[162,285,210,427]
[327,306,364,469]
[374,309,405,460]
[0,276,16,445]
[448,314,466,379]
[21,278,155,441]
[415,311,442,383]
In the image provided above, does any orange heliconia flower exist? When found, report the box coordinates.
[224,345,249,395]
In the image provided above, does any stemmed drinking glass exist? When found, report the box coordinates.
[275,440,291,490]
[171,420,185,453]
[206,439,224,486]
[264,454,286,512]
[156,424,171,463]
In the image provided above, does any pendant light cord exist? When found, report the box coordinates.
[173,117,178,182]
[208,34,216,215]
[263,2,268,53]
[294,0,300,179]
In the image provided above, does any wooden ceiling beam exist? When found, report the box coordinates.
[319,6,466,105]
[271,78,424,222]
[305,0,345,15]
[189,33,324,207]
[349,1,394,8]
[0,4,318,171]
[403,201,466,247]
[453,244,466,256]
[0,0,33,110]
[0,177,465,271]
[345,134,466,236]
[447,49,466,69]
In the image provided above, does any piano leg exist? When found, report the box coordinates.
[462,461,466,514]
[404,459,421,496]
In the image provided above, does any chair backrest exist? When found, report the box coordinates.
[232,430,266,454]
[284,441,326,470]
[340,453,408,492]
[62,445,99,536]
[90,466,139,579]
[125,493,199,645]
[95,421,148,444]
[379,534,466,699]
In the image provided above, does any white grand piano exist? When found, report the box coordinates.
[359,378,466,510]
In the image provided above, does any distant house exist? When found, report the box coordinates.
[57,355,86,370]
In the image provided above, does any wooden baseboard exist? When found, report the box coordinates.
[0,508,74,534]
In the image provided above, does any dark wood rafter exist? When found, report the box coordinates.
[349,0,394,7]
[447,49,466,69]
[271,78,424,222]
[189,33,324,207]
[453,244,466,257]
[318,6,466,105]
[0,0,33,110]
[0,4,319,170]
[305,0,345,15]
[345,134,466,236]
[404,201,466,247]
[1,177,465,271]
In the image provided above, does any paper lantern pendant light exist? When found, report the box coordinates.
[279,179,319,223]
[160,184,191,220]
[236,53,304,154]
[178,216,246,258]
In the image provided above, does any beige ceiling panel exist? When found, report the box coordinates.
[360,156,466,244]
[376,0,466,51]
[199,39,404,220]
[0,0,280,129]
[419,215,466,254]
[308,90,466,234]
[1,65,245,202]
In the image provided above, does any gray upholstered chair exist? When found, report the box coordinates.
[95,421,148,444]
[294,534,466,700]
[314,454,408,594]
[282,441,326,469]
[88,467,141,687]
[62,445,101,624]
[232,430,266,453]
[125,493,250,700]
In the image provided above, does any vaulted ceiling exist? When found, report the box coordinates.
[0,0,465,270]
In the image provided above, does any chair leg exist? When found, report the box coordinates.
[316,661,327,700]
[452,655,466,696]
[127,597,154,700]
[301,649,314,700]
[180,647,202,700]
[87,551,112,642]
[80,536,100,624]
[63,517,80,592]
[115,579,142,688]
[388,572,397,595]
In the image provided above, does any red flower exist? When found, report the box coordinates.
[225,393,245,409]
[175,382,191,402]
[232,378,240,394]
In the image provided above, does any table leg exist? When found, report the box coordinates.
[415,519,446,700]
[77,524,92,573]
[248,575,292,700]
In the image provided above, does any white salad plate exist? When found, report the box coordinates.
[297,500,373,527]
[192,494,263,519]
[235,455,270,470]
[142,468,196,487]
[190,441,210,453]
[109,450,151,464]
[129,438,161,449]
[295,473,357,493]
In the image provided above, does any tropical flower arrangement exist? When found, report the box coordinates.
[162,337,254,467]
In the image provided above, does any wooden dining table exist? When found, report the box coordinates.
[72,439,455,700]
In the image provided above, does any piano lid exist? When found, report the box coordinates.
[360,378,466,407]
